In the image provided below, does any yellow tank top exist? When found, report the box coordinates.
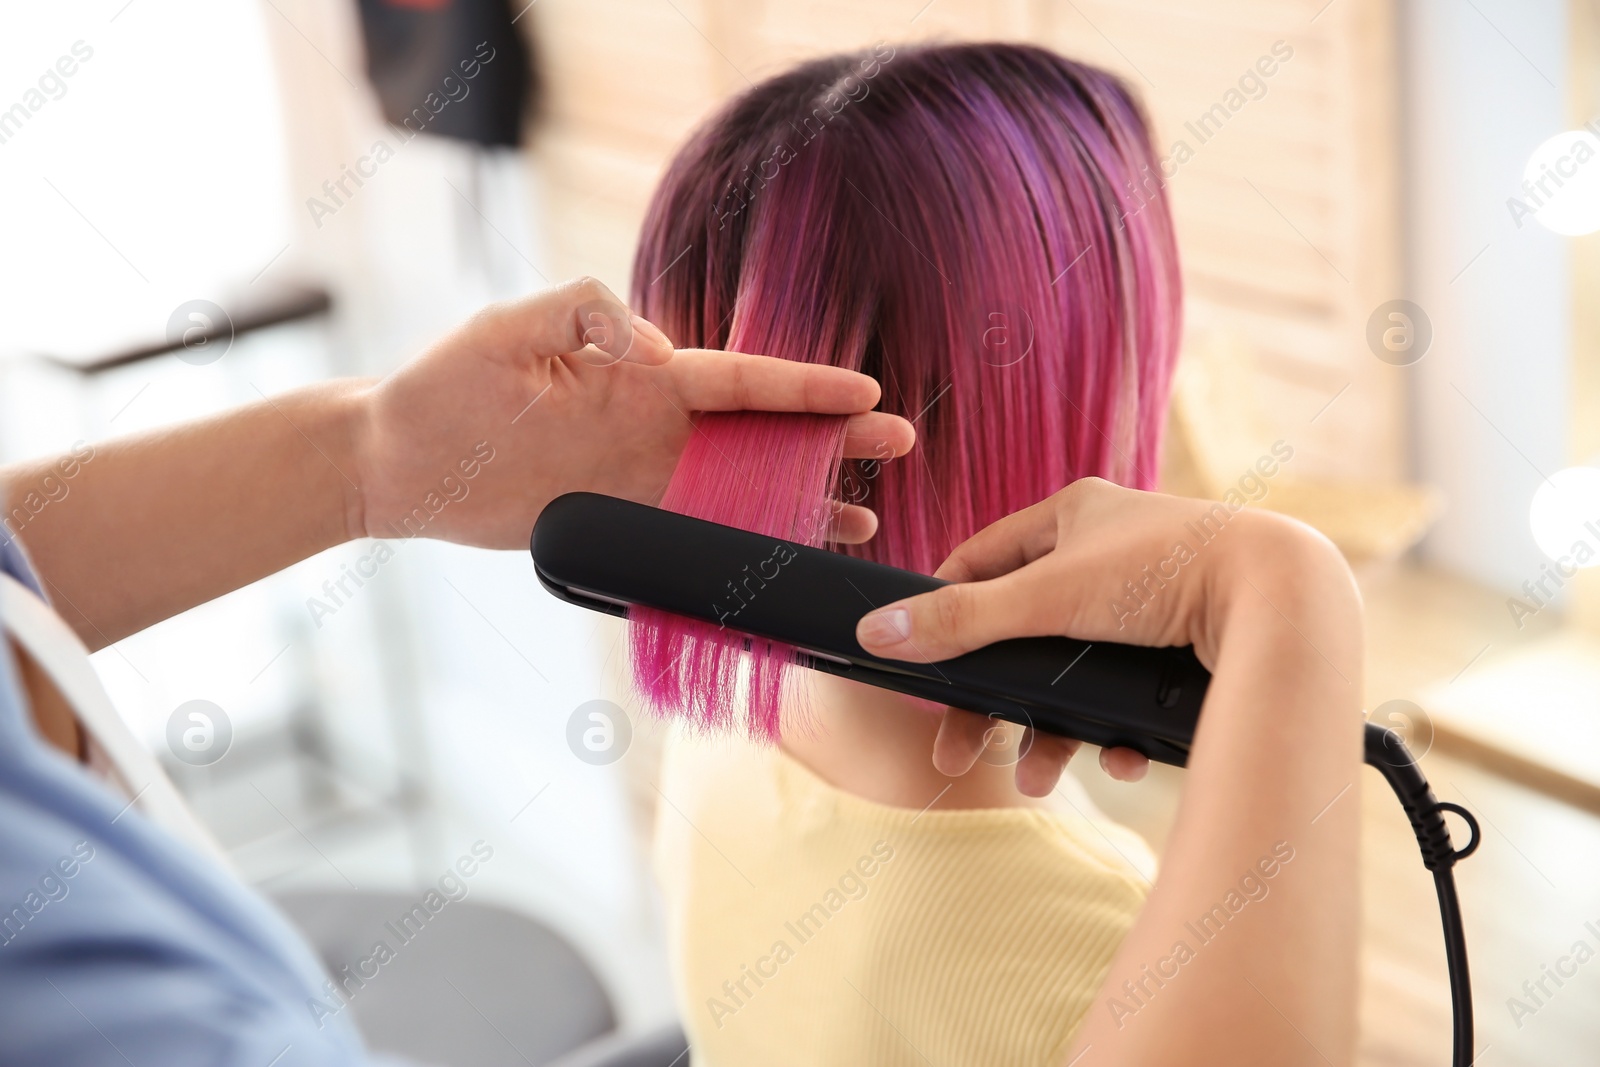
[653,732,1153,1067]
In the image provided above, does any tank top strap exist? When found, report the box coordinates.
[0,572,225,862]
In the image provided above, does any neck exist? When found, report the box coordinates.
[778,673,1048,812]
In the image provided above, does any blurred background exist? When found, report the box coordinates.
[0,1,1597,1064]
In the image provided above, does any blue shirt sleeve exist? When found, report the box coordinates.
[0,533,44,600]
[0,544,371,1066]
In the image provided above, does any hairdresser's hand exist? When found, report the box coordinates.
[854,478,1349,796]
[353,277,916,549]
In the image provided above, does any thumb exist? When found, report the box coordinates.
[492,276,674,367]
[856,570,1047,662]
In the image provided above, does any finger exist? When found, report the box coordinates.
[856,565,1054,662]
[1016,730,1080,797]
[492,276,675,366]
[666,349,883,415]
[843,412,916,460]
[1099,746,1150,783]
[932,708,994,777]
[931,495,1061,583]
[826,504,878,545]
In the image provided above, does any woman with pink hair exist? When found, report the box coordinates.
[634,43,1360,1066]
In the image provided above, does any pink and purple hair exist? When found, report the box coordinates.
[629,42,1181,741]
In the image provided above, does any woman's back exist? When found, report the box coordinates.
[655,730,1152,1066]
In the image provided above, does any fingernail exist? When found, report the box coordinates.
[858,607,911,647]
[630,314,673,351]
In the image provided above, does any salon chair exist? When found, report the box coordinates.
[278,890,687,1067]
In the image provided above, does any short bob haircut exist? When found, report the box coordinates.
[630,42,1182,741]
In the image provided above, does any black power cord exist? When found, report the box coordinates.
[1363,723,1481,1067]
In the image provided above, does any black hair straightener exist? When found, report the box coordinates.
[530,491,1482,1067]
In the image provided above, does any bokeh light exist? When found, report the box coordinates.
[1529,465,1600,564]
[1521,130,1600,236]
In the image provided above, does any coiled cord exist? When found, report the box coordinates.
[1363,723,1480,1067]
